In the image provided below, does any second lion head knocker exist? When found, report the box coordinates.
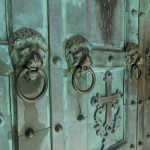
[126,43,143,81]
[65,35,96,93]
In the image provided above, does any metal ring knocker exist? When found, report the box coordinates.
[72,66,96,93]
[131,64,142,81]
[16,67,48,102]
[65,35,96,93]
[9,28,48,102]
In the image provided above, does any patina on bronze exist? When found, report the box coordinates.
[9,28,48,102]
[65,35,96,93]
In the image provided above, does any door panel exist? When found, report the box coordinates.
[49,0,65,149]
[0,46,13,150]
[62,0,125,48]
[88,0,125,48]
[88,69,126,150]
[17,99,50,136]
[0,1,14,149]
[9,0,51,150]
[0,76,13,150]
[49,0,138,150]
[126,0,139,44]
[124,0,139,149]
[124,1,139,150]
[139,0,150,150]
[11,0,48,37]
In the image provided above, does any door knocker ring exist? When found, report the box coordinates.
[65,35,96,93]
[131,64,142,81]
[72,66,96,93]
[16,67,48,102]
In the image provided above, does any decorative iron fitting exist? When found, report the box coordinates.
[65,35,96,93]
[9,28,48,102]
[126,43,143,80]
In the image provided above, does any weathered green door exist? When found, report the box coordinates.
[0,0,150,150]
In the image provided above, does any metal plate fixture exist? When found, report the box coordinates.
[9,28,48,102]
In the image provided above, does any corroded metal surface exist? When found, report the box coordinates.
[1,0,150,150]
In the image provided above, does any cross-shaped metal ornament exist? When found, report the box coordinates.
[91,71,123,137]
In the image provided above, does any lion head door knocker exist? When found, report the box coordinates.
[126,43,143,81]
[9,28,48,102]
[65,35,96,93]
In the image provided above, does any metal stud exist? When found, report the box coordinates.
[108,55,114,62]
[131,9,137,15]
[53,57,62,65]
[138,100,143,105]
[139,12,145,17]
[25,128,34,138]
[77,114,85,121]
[138,141,143,146]
[55,124,63,132]
[131,100,136,105]
[130,144,135,148]
[147,134,150,138]
[0,115,4,126]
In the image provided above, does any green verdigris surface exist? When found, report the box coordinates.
[0,0,150,150]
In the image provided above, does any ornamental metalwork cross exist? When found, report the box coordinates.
[91,71,122,135]
[102,71,121,127]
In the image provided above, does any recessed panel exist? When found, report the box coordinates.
[87,69,126,150]
[87,0,125,49]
